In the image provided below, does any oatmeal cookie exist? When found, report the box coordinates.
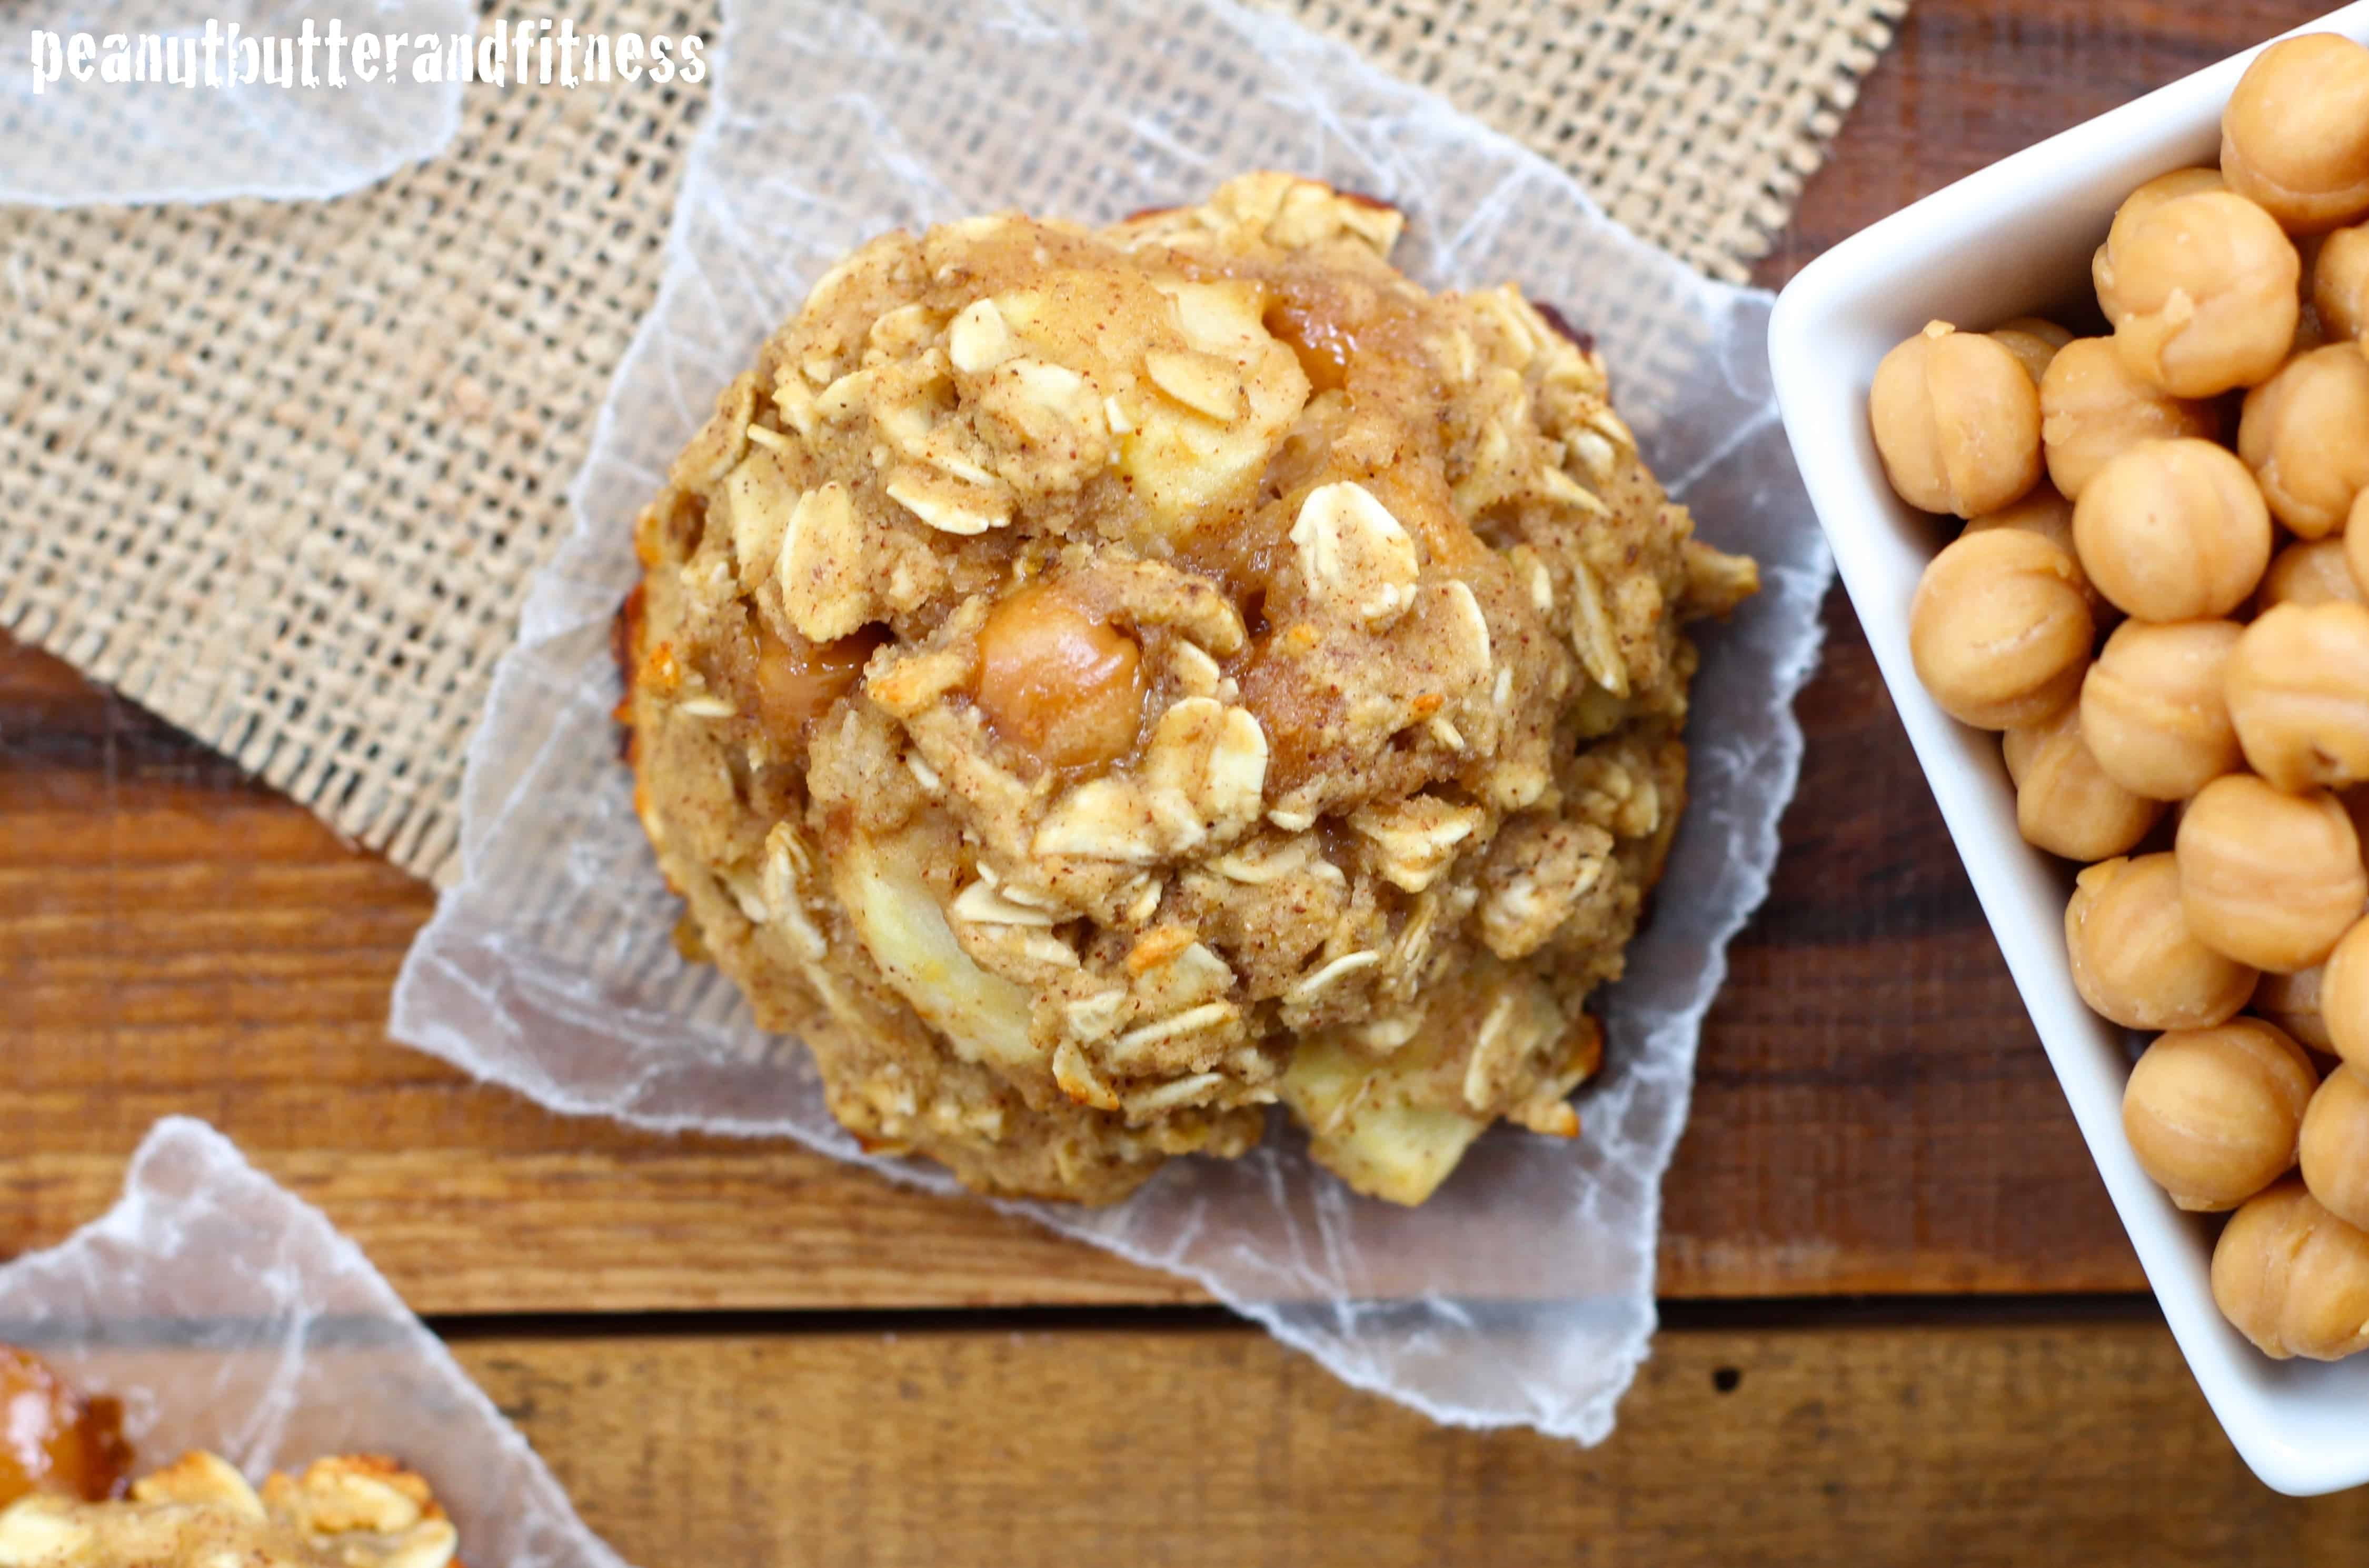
[622,173,1757,1204]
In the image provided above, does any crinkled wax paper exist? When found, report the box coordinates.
[0,1118,628,1568]
[2,2,469,206]
[393,0,1833,1443]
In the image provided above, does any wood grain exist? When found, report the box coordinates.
[453,1312,2369,1566]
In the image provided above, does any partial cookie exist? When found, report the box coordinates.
[0,1451,457,1568]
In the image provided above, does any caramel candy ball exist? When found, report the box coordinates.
[2066,854,2258,1032]
[2093,167,2228,322]
[2213,1181,2369,1359]
[1908,529,2092,729]
[1870,321,2044,517]
[2236,344,2369,538]
[2254,965,2336,1054]
[2123,1020,2317,1212]
[2258,537,2366,612]
[2301,1064,2369,1230]
[974,583,1147,771]
[2112,166,2227,222]
[1999,315,2074,350]
[2177,775,2369,973]
[2099,191,2301,396]
[1961,486,2095,607]
[2224,602,2369,792]
[2326,916,2369,1070]
[2221,34,2369,235]
[2315,222,2369,343]
[2038,337,2223,501]
[2079,618,2244,800]
[2002,705,2163,861]
[2072,439,2272,622]
[1990,318,2072,386]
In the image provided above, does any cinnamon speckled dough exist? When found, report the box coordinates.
[622,174,1758,1205]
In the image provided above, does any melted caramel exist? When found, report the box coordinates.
[1261,298,1358,395]
[750,617,885,734]
[0,1346,130,1505]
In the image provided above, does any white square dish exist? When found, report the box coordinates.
[1768,2,2369,1499]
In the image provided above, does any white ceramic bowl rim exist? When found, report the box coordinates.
[1769,2,2369,1498]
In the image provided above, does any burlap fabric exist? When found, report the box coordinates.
[0,0,1905,885]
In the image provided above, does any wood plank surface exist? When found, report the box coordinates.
[453,1311,2369,1565]
[0,0,2335,1319]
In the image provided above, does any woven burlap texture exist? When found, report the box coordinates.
[0,0,1904,885]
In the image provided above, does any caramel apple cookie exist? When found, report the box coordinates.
[620,174,1757,1204]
